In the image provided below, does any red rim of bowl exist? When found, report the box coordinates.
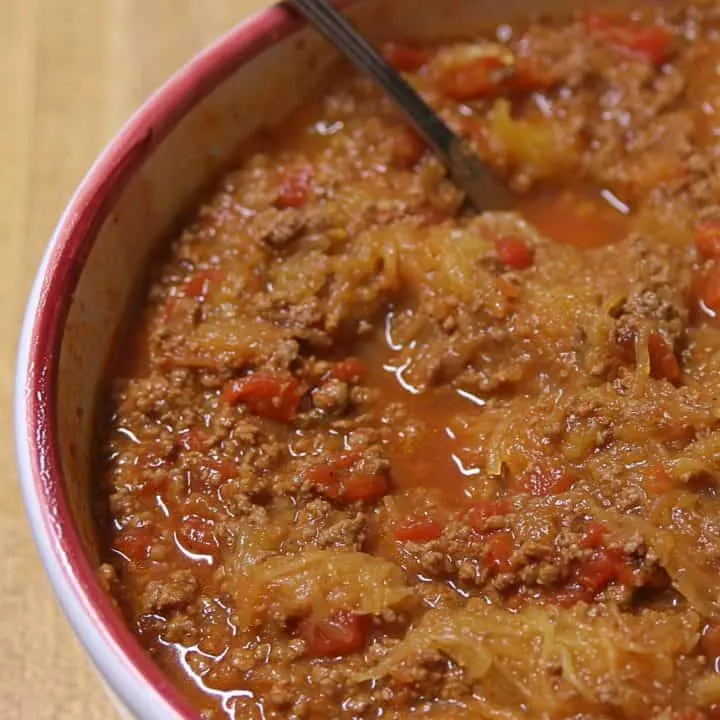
[13,2,347,717]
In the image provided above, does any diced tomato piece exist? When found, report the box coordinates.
[307,452,389,504]
[307,465,339,496]
[495,236,534,270]
[521,462,575,496]
[394,519,443,542]
[381,42,432,72]
[483,531,514,573]
[390,125,426,168]
[580,521,607,549]
[583,13,673,65]
[698,267,720,314]
[342,473,389,502]
[648,331,680,382]
[437,55,509,101]
[175,514,217,556]
[644,462,673,495]
[306,452,359,498]
[576,550,632,594]
[188,455,237,494]
[184,269,221,299]
[612,556,635,586]
[695,220,720,259]
[621,24,673,65]
[468,499,510,530]
[330,357,366,383]
[576,555,618,593]
[703,267,720,313]
[300,611,369,657]
[276,166,314,209]
[437,54,557,101]
[114,526,155,563]
[616,327,680,381]
[223,373,302,423]
[506,60,558,94]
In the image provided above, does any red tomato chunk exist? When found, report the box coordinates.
[224,373,302,423]
[506,60,557,94]
[391,125,427,168]
[330,357,366,383]
[577,555,618,593]
[579,521,607,550]
[648,331,680,383]
[483,531,515,573]
[438,55,509,101]
[644,463,673,495]
[300,611,369,657]
[575,550,632,594]
[276,166,314,208]
[583,13,673,65]
[495,236,534,270]
[437,54,557,101]
[175,514,217,556]
[184,269,222,299]
[342,473,389,502]
[695,220,720,259]
[521,462,575,496]
[697,267,720,314]
[468,499,510,529]
[394,519,443,542]
[307,452,389,504]
[114,526,155,563]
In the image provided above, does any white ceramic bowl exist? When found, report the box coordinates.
[15,0,596,716]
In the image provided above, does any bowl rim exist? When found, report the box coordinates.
[12,2,342,717]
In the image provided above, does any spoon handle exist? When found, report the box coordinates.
[288,0,513,211]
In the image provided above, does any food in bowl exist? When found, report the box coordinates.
[97,4,720,719]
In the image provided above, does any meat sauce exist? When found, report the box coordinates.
[98,5,720,719]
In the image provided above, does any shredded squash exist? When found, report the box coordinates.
[488,99,573,177]
[231,550,417,629]
[361,602,699,719]
[596,508,720,618]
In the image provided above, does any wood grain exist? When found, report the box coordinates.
[0,2,270,716]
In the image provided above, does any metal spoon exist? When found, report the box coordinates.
[288,0,514,212]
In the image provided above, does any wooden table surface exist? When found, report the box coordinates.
[1,2,270,716]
